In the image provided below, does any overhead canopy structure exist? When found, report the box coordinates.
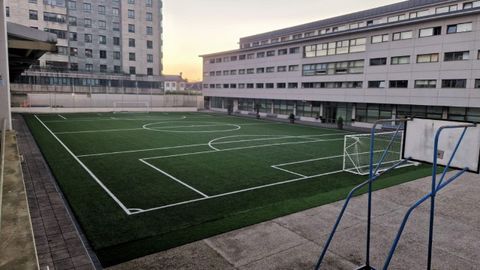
[6,22,57,79]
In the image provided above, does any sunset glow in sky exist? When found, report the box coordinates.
[162,0,403,81]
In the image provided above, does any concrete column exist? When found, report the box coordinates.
[233,99,238,112]
[0,0,11,130]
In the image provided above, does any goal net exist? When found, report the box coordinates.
[113,101,150,113]
[343,131,410,175]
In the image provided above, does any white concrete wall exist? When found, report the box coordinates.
[12,93,204,110]
[0,0,11,129]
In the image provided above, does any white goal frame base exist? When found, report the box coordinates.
[112,101,151,113]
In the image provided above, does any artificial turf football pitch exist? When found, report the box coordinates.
[24,112,432,267]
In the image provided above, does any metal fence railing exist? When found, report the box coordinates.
[0,118,6,232]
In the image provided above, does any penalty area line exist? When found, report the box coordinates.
[130,169,344,215]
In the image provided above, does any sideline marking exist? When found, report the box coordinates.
[34,115,131,215]
[139,159,209,198]
[56,128,144,134]
[58,114,67,120]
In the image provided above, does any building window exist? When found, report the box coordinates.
[266,50,275,57]
[99,50,107,59]
[368,81,386,88]
[84,18,92,28]
[277,66,287,72]
[415,80,437,88]
[442,79,467,88]
[128,10,135,19]
[85,49,93,58]
[5,6,9,17]
[128,38,135,47]
[266,67,275,73]
[129,53,136,61]
[278,49,288,55]
[289,47,300,54]
[475,79,480,88]
[444,51,470,61]
[112,22,120,31]
[256,83,264,89]
[146,12,153,21]
[42,12,66,23]
[288,83,298,88]
[447,23,472,34]
[98,5,106,15]
[247,53,254,59]
[277,83,286,88]
[112,51,120,60]
[289,65,299,71]
[100,65,107,72]
[69,47,78,56]
[371,34,389,44]
[83,3,91,12]
[70,63,78,71]
[392,31,413,41]
[113,8,119,17]
[369,57,387,66]
[147,68,153,76]
[419,26,442,37]
[129,67,136,74]
[389,80,408,88]
[417,53,439,63]
[147,40,153,49]
[68,16,76,25]
[99,35,107,44]
[147,54,153,63]
[68,1,76,10]
[128,24,135,33]
[69,32,77,41]
[128,0,135,4]
[29,10,38,20]
[114,66,121,73]
[257,52,265,58]
[99,20,106,30]
[146,0,152,7]
[113,37,120,46]
[256,67,265,73]
[146,26,153,35]
[391,56,410,65]
[246,68,254,74]
[84,34,92,43]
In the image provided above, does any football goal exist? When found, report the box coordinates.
[112,101,151,113]
[343,131,413,175]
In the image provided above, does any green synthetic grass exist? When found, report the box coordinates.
[24,112,433,267]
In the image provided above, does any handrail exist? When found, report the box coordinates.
[0,118,7,233]
[315,158,410,270]
[383,123,476,270]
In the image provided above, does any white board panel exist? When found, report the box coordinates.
[403,118,480,173]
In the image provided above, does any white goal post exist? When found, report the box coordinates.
[343,131,414,175]
[112,101,151,113]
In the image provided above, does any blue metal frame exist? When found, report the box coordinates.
[315,119,410,270]
[382,123,475,270]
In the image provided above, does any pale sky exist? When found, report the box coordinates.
[162,0,403,81]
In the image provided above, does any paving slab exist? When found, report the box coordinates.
[13,115,97,270]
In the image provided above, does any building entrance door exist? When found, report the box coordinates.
[324,103,337,123]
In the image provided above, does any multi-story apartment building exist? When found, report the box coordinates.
[5,0,163,92]
[202,0,480,125]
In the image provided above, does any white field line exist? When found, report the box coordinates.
[56,128,144,135]
[271,166,307,178]
[42,115,221,123]
[130,169,344,214]
[142,138,345,161]
[34,115,131,215]
[77,133,348,158]
[139,159,209,198]
[58,114,67,120]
